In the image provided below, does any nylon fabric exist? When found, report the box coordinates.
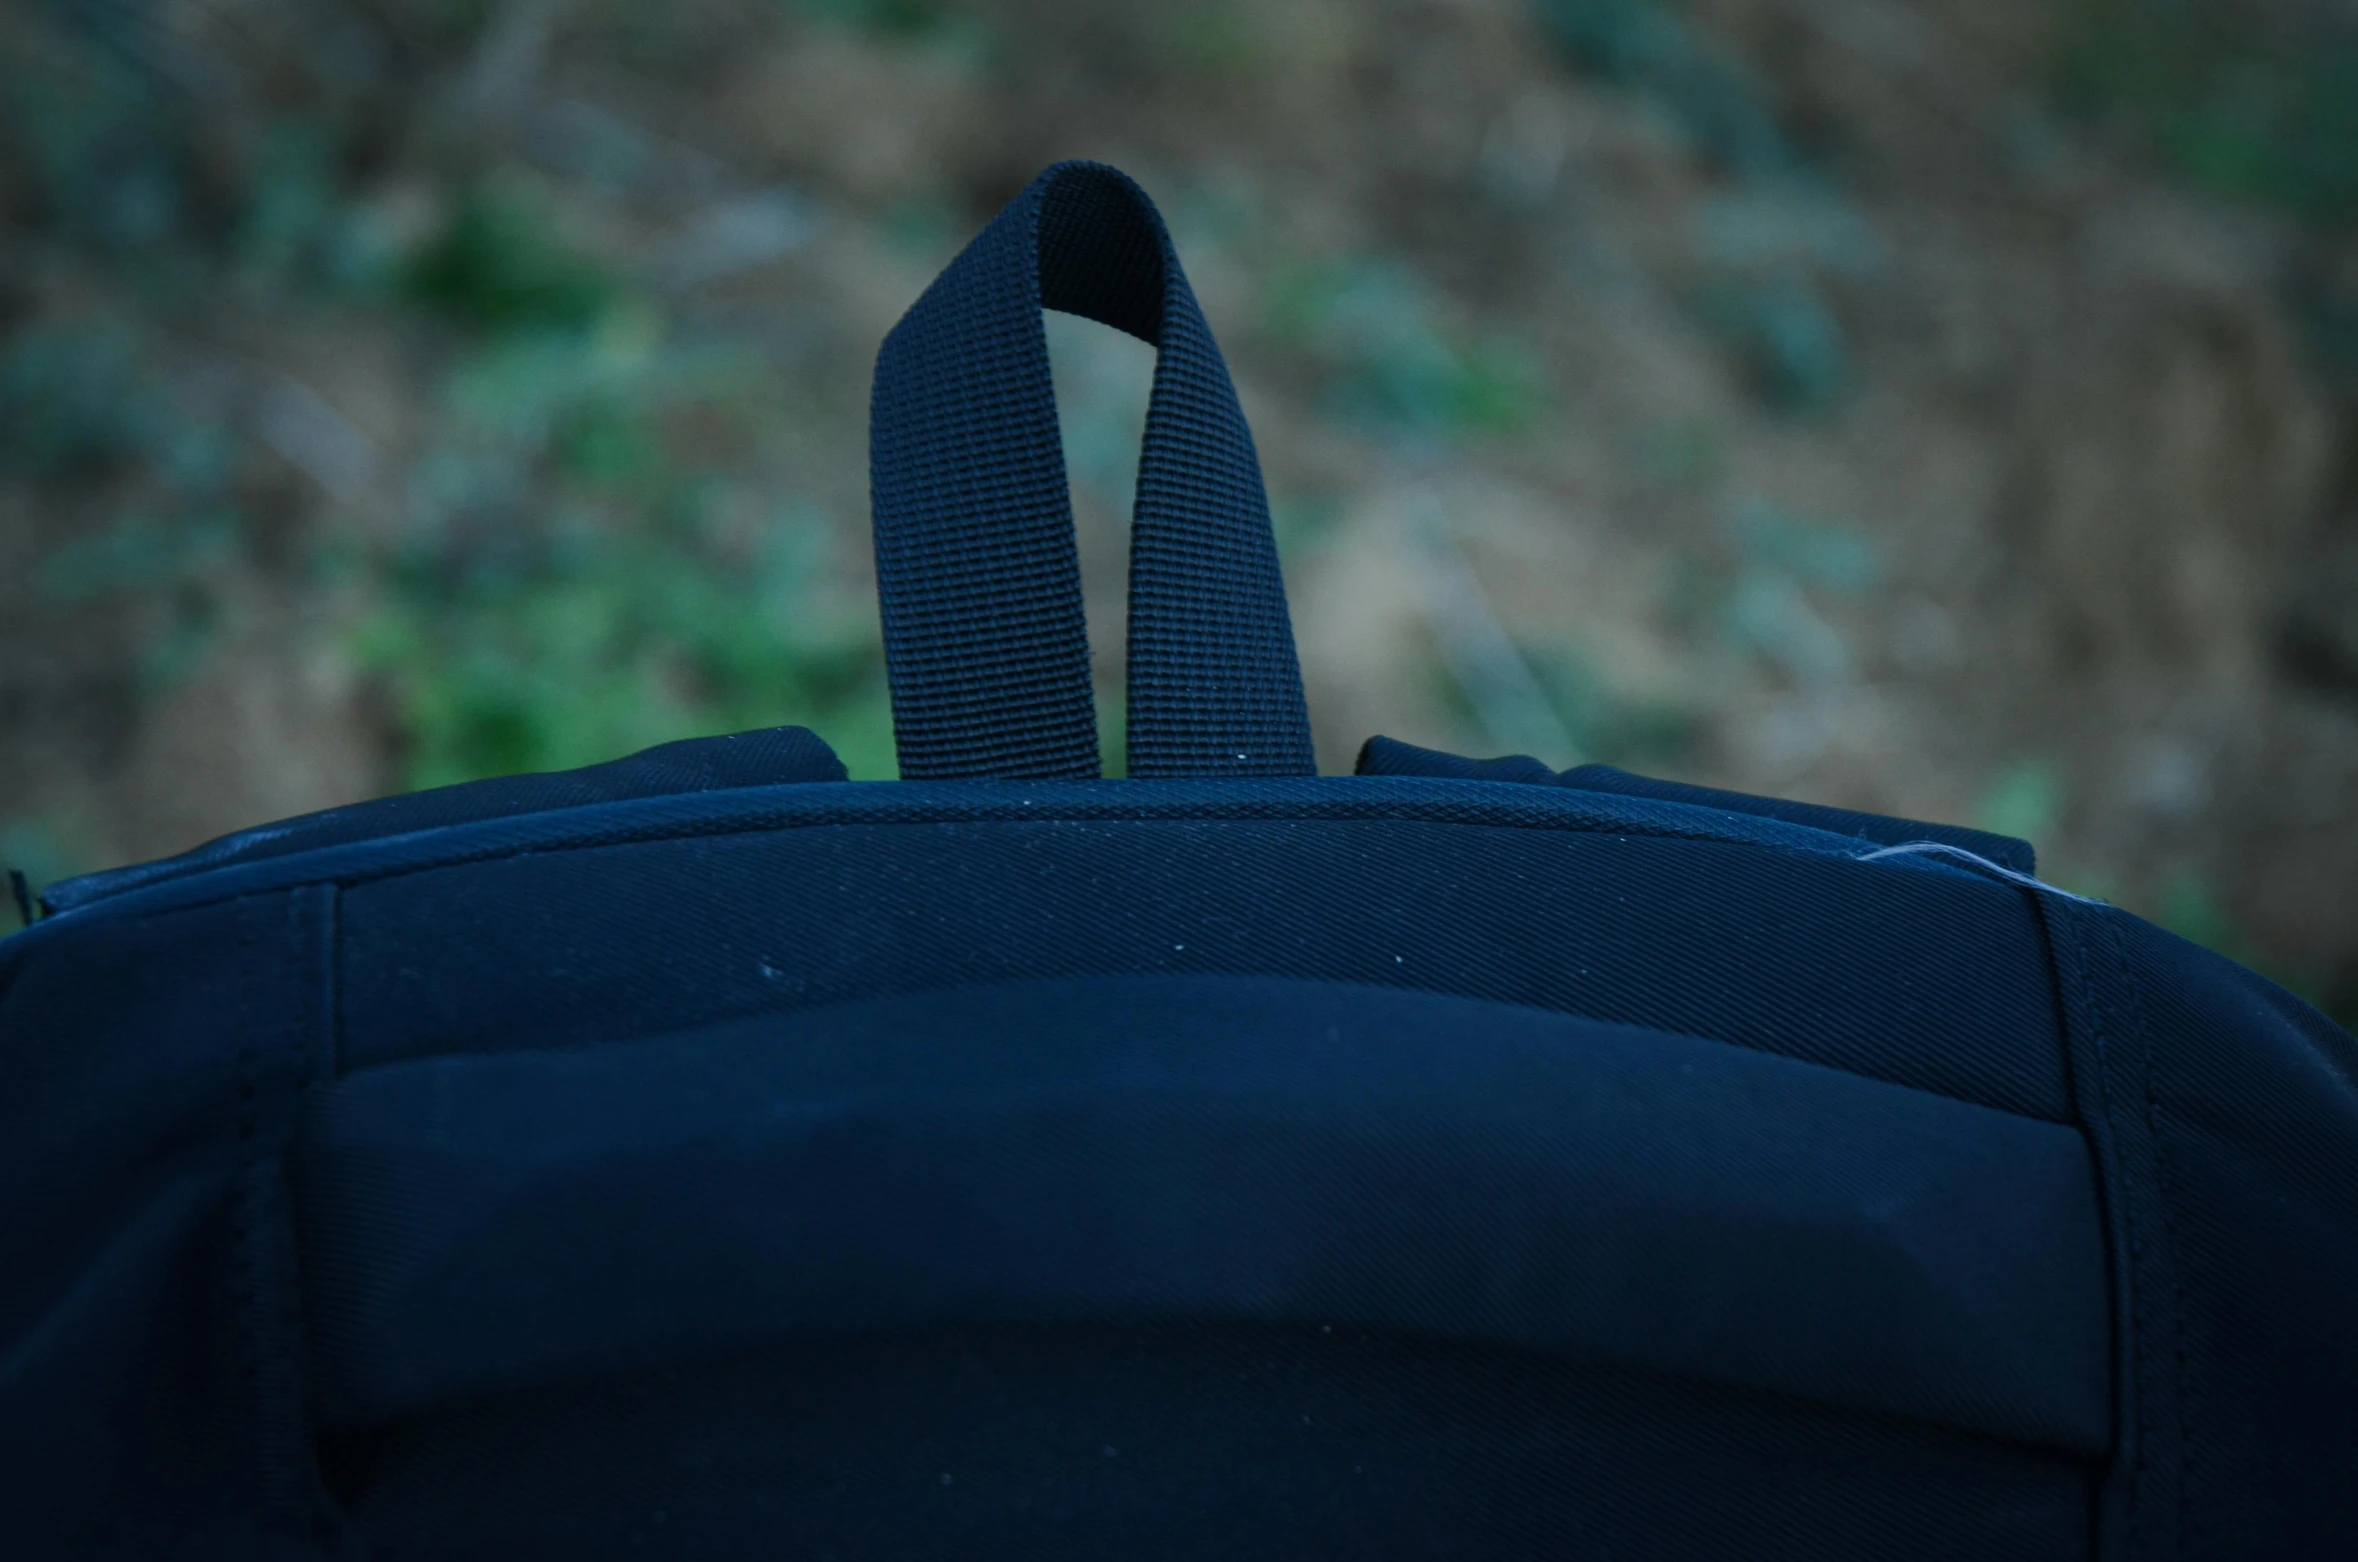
[18,773,2016,928]
[325,814,2073,1121]
[6,758,2354,1554]
[1357,733,2035,871]
[0,892,352,1557]
[2087,913,2358,1556]
[294,976,2108,1449]
[321,1326,2095,1562]
[40,724,844,915]
[870,161,1314,780]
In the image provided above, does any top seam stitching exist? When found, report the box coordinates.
[37,801,1974,929]
[228,895,266,1546]
[2101,910,2192,1560]
[2061,897,2147,1554]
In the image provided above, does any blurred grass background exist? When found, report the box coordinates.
[1,0,2355,1026]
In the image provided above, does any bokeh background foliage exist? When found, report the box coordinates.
[2,0,2356,1025]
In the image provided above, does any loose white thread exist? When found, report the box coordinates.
[1853,840,2109,905]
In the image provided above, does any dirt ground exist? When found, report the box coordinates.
[2,0,2353,1024]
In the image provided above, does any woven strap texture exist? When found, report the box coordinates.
[870,161,1315,779]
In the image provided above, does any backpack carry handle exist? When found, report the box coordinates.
[870,161,1316,780]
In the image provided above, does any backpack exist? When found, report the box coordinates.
[4,160,2354,1561]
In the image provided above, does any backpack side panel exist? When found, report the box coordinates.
[0,888,346,1555]
[2052,902,2358,1559]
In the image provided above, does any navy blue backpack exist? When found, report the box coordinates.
[5,161,2355,1560]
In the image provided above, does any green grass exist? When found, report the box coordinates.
[1,6,897,802]
[2059,0,2358,229]
[406,184,622,337]
[1533,0,1798,180]
[357,520,894,788]
[1266,260,1546,441]
[1974,760,2065,851]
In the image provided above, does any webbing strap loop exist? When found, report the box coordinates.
[870,161,1315,779]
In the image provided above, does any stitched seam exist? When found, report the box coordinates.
[37,796,1993,932]
[2104,912,2192,1560]
[228,896,265,1550]
[319,882,341,1083]
[277,888,318,1554]
[2030,889,2121,1562]
[2065,901,2149,1551]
